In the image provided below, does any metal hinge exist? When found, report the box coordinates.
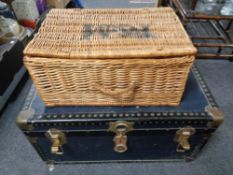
[174,126,196,152]
[108,121,134,153]
[45,128,67,155]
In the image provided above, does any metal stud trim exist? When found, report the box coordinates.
[192,65,218,107]
[30,117,211,128]
[37,111,211,120]
[22,85,36,111]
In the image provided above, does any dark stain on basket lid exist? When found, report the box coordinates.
[82,24,155,40]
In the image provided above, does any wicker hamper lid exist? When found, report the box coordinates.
[24,7,197,59]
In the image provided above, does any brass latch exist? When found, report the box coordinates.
[174,127,196,152]
[108,121,134,153]
[45,129,67,155]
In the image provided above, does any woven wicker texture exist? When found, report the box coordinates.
[24,7,196,106]
[24,7,196,59]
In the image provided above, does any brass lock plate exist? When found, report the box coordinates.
[45,128,67,155]
[108,121,134,153]
[174,127,196,152]
[108,121,134,134]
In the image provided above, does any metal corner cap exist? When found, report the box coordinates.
[205,106,224,119]
[205,106,224,128]
[16,109,35,131]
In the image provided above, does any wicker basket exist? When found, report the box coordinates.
[24,7,196,107]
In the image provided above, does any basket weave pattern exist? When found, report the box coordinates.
[24,8,196,106]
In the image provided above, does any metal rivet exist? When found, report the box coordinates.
[209,98,214,102]
[150,113,155,117]
[211,103,216,106]
[169,113,174,116]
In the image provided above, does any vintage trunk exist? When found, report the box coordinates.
[17,65,223,164]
